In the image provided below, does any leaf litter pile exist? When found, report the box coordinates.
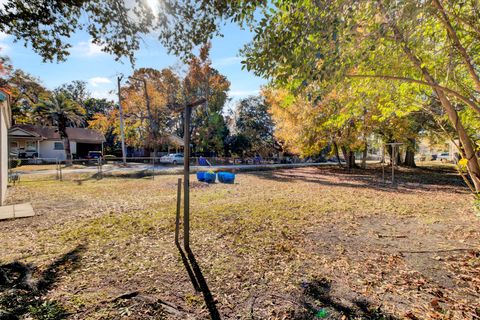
[0,165,479,319]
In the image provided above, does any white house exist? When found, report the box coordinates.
[0,88,11,205]
[9,124,105,161]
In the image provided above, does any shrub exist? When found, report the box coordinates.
[9,159,21,169]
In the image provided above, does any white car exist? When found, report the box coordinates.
[437,152,450,162]
[160,153,184,165]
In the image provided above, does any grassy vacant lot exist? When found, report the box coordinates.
[1,165,479,319]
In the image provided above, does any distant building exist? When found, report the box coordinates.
[9,124,105,161]
[0,88,11,205]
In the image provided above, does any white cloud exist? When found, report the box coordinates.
[72,39,107,57]
[89,77,112,87]
[91,89,116,101]
[0,32,9,41]
[0,32,10,54]
[229,89,260,98]
[0,43,10,54]
[213,56,243,68]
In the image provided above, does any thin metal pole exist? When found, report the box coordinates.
[382,146,385,183]
[175,178,182,244]
[97,158,103,179]
[183,105,191,250]
[117,76,127,165]
[152,156,155,180]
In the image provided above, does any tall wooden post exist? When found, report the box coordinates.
[183,105,191,250]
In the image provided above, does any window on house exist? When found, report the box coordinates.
[10,141,18,150]
[54,142,64,150]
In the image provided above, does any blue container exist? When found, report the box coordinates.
[218,172,235,184]
[196,171,206,182]
[204,172,216,183]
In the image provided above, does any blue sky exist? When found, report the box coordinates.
[0,20,266,110]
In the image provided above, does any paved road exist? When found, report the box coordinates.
[14,162,339,176]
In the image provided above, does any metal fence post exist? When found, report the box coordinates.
[97,158,103,179]
[152,156,155,180]
[56,159,59,180]
[59,159,63,181]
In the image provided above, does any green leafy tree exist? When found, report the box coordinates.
[55,81,90,107]
[231,95,277,156]
[223,0,480,191]
[0,1,259,64]
[35,93,85,164]
[83,98,115,122]
[7,70,50,124]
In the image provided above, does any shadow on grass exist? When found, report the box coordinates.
[0,244,86,319]
[294,278,398,320]
[184,247,221,320]
[175,238,220,319]
[247,165,467,194]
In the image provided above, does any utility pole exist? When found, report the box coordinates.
[117,76,127,165]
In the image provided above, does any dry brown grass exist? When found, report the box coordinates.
[0,165,479,319]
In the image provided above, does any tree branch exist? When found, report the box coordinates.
[346,74,480,115]
[432,0,480,93]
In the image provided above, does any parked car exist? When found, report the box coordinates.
[86,151,103,160]
[437,152,450,162]
[18,150,38,158]
[82,151,103,165]
[160,153,184,165]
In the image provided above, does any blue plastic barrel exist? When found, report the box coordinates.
[204,172,216,183]
[218,172,235,184]
[196,171,206,182]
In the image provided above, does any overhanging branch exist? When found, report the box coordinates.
[347,74,480,115]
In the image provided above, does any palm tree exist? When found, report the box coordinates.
[35,93,85,165]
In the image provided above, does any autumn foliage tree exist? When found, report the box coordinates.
[90,46,230,156]
[182,43,230,155]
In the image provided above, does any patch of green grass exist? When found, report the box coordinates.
[27,301,66,320]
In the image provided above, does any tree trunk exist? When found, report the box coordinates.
[396,149,402,166]
[361,142,368,169]
[403,138,416,167]
[63,136,72,166]
[341,146,357,169]
[404,149,416,167]
[348,151,357,169]
[341,146,349,168]
[333,141,343,167]
[437,91,480,191]
[58,120,72,166]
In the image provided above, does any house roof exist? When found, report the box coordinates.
[9,124,105,143]
[163,134,184,147]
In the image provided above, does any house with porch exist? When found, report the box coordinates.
[9,124,105,161]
